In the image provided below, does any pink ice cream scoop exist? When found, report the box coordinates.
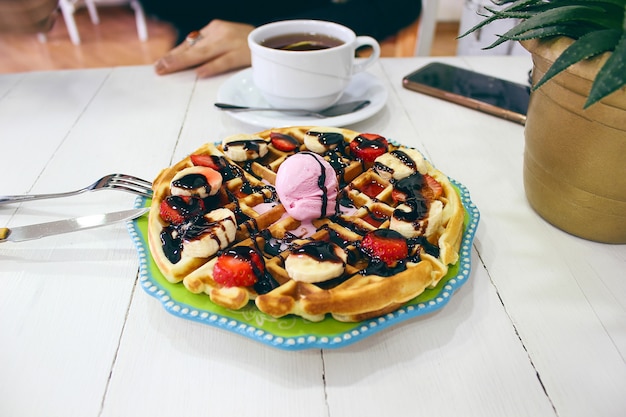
[275,152,338,221]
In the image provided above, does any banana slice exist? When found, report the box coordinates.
[285,241,347,283]
[222,134,268,161]
[171,166,222,198]
[303,127,345,154]
[373,148,430,181]
[424,200,444,237]
[389,200,443,239]
[182,208,237,258]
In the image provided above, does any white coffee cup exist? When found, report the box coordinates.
[248,20,380,111]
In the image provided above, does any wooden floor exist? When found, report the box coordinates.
[0,6,459,74]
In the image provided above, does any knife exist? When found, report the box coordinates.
[0,208,149,243]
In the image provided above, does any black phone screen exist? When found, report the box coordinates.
[404,62,531,116]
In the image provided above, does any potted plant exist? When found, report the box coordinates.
[459,0,626,244]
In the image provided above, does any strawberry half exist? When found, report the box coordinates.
[392,172,424,203]
[159,195,205,225]
[392,173,443,203]
[191,153,240,182]
[423,174,443,199]
[360,229,408,266]
[270,132,299,152]
[190,153,223,171]
[213,246,265,287]
[391,188,407,203]
[349,133,389,162]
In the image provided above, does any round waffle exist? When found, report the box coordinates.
[148,127,465,322]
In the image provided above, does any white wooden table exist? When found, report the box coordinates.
[1,57,624,417]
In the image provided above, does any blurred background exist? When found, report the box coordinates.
[0,0,527,74]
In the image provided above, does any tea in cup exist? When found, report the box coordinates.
[248,20,380,111]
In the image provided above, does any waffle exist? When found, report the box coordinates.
[148,127,465,322]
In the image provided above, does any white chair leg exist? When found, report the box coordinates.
[414,0,440,56]
[130,0,149,41]
[85,0,100,24]
[58,0,81,45]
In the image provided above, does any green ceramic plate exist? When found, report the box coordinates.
[128,180,479,350]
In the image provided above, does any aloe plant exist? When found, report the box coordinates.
[458,0,626,108]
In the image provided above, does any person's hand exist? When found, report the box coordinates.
[155,19,254,78]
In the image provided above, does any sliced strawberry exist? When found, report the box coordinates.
[192,154,241,182]
[423,174,443,199]
[360,229,408,266]
[213,246,265,287]
[392,172,424,203]
[391,188,407,203]
[190,153,224,171]
[349,133,389,162]
[270,132,299,152]
[159,195,205,225]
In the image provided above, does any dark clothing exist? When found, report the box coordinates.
[142,0,422,44]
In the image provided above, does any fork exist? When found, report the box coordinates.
[0,173,153,205]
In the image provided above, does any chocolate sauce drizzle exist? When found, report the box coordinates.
[292,240,345,264]
[394,198,428,222]
[160,214,236,264]
[223,139,266,155]
[308,131,344,147]
[173,173,208,190]
[361,259,407,277]
[161,225,183,264]
[390,149,416,170]
[391,172,431,228]
[373,149,417,180]
[201,155,242,182]
[301,151,337,219]
[164,195,204,219]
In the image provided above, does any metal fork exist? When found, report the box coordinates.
[0,173,153,205]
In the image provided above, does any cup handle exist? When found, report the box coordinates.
[352,36,381,74]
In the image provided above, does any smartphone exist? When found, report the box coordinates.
[402,62,530,125]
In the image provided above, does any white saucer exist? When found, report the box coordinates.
[216,68,387,128]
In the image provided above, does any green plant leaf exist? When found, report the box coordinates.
[503,24,598,41]
[491,0,523,5]
[574,0,626,8]
[457,0,541,39]
[482,7,535,19]
[585,33,626,107]
[498,5,622,37]
[493,0,624,9]
[483,23,596,49]
[533,29,621,91]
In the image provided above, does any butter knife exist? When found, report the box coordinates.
[0,208,149,243]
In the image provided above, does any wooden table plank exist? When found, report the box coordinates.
[323,252,557,416]
[0,66,196,417]
[101,293,328,417]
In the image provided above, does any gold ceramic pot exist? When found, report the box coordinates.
[522,38,626,244]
